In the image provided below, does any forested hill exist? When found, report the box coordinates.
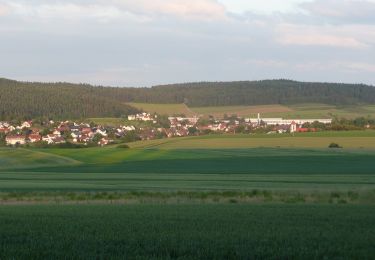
[100,80,375,107]
[0,78,139,120]
[1,78,375,119]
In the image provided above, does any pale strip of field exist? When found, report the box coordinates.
[262,105,375,119]
[191,104,292,118]
[127,103,196,116]
[129,136,375,149]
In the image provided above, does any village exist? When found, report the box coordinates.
[0,112,333,146]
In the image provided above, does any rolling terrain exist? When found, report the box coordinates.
[1,134,374,258]
[1,133,375,195]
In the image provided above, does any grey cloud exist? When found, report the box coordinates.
[301,0,375,24]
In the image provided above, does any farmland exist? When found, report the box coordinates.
[128,102,375,119]
[1,204,374,259]
[128,133,375,149]
[1,134,375,258]
[127,102,196,116]
[1,134,375,195]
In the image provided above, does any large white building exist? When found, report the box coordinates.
[245,113,332,126]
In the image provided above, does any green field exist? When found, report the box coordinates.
[127,102,196,116]
[191,104,292,117]
[128,102,375,118]
[1,204,374,259]
[128,133,375,149]
[1,134,375,258]
[1,134,375,195]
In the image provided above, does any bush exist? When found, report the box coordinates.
[328,143,342,148]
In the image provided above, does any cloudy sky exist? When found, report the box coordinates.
[1,0,374,86]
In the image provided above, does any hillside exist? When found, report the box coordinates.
[1,78,375,120]
[0,78,139,120]
[140,80,375,106]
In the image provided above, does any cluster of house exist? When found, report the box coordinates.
[0,113,333,146]
[168,114,333,135]
[166,117,199,137]
[0,121,116,146]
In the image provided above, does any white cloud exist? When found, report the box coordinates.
[340,62,375,73]
[0,3,9,15]
[277,24,369,48]
[245,59,287,68]
[219,0,313,14]
[1,0,228,22]
[3,2,152,23]
[110,0,228,21]
[301,0,375,24]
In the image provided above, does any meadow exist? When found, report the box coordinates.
[128,102,375,119]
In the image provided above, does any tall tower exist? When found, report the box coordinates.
[257,113,260,125]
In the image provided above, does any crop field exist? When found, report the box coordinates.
[128,131,375,149]
[264,103,375,119]
[1,134,375,258]
[190,104,292,117]
[1,204,374,259]
[127,102,196,116]
[1,138,375,195]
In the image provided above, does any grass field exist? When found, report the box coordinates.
[127,102,375,118]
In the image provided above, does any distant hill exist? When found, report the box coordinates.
[0,78,139,120]
[129,80,375,107]
[1,78,374,120]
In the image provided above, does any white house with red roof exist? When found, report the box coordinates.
[28,134,42,143]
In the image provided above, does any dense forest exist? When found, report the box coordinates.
[1,78,375,120]
[0,78,139,120]
[98,80,375,106]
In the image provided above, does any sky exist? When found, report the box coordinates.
[0,0,374,87]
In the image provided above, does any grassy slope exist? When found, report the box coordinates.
[0,148,80,170]
[0,204,374,259]
[127,102,196,116]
